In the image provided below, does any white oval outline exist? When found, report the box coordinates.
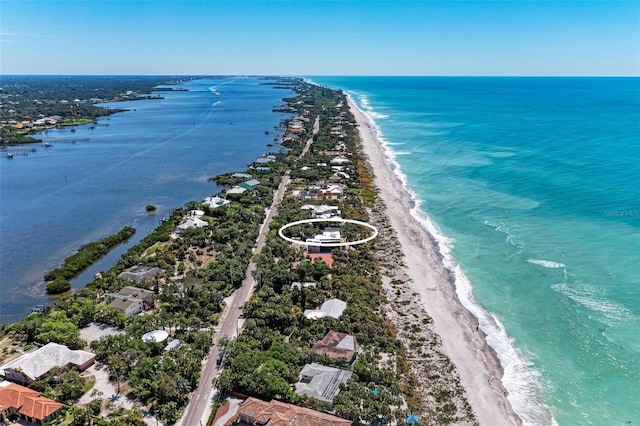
[278,218,378,247]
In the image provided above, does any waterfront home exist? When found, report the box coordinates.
[303,298,347,320]
[0,343,95,385]
[307,227,342,253]
[295,363,353,403]
[105,285,154,318]
[312,331,358,364]
[204,195,230,209]
[177,215,208,232]
[0,381,62,425]
[239,179,261,189]
[118,265,164,282]
[226,186,247,195]
[238,397,352,425]
[232,172,252,179]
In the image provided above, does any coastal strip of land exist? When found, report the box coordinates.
[347,96,522,426]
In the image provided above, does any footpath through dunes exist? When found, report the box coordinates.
[348,96,522,426]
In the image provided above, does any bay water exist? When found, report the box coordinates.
[0,77,293,324]
[310,76,640,426]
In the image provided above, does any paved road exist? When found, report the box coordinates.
[177,172,291,426]
[178,116,317,426]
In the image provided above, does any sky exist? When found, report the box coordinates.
[1,0,639,76]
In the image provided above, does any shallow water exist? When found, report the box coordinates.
[310,76,640,425]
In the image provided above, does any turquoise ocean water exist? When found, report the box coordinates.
[310,77,640,426]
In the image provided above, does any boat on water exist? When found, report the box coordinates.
[6,153,13,159]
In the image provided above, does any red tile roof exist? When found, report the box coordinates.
[238,397,352,425]
[311,331,357,361]
[0,381,62,421]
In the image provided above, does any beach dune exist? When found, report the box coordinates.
[348,96,521,426]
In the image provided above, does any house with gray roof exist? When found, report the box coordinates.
[232,172,252,179]
[118,265,164,282]
[239,179,261,189]
[295,363,353,403]
[106,285,154,318]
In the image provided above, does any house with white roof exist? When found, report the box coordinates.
[0,343,95,385]
[178,216,208,232]
[204,196,230,209]
[304,298,347,320]
[329,156,350,166]
[300,204,341,219]
[307,227,342,253]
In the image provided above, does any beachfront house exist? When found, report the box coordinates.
[311,331,358,364]
[295,363,353,403]
[307,227,342,253]
[303,298,347,320]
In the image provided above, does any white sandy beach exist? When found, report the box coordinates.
[348,97,521,426]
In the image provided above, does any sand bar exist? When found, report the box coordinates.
[348,96,521,426]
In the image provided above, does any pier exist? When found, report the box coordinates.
[0,151,31,158]
[41,137,90,144]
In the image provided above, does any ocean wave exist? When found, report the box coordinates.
[482,219,523,252]
[487,151,517,158]
[208,86,220,95]
[347,94,556,426]
[527,259,566,269]
[552,282,634,323]
[411,208,555,426]
[214,101,222,106]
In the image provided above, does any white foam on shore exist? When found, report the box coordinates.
[348,92,557,426]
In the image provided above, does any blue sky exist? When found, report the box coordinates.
[1,0,638,76]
